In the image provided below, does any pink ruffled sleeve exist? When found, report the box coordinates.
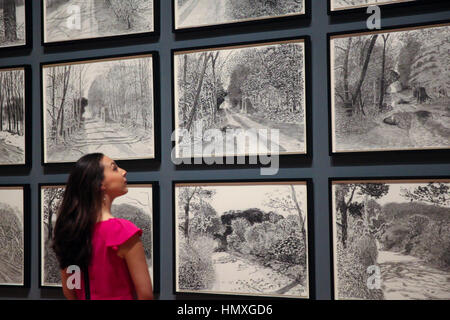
[105,218,143,251]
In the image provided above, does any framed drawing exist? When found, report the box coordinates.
[0,184,30,288]
[41,52,158,165]
[173,0,307,32]
[0,0,30,50]
[329,21,450,154]
[0,65,31,167]
[39,182,158,291]
[328,0,445,13]
[39,183,64,288]
[330,177,450,300]
[174,179,314,299]
[172,37,310,161]
[42,0,157,45]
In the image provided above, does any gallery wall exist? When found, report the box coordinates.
[0,0,449,300]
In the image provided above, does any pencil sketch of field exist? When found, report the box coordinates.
[174,40,307,158]
[0,0,25,48]
[330,0,417,11]
[111,184,154,285]
[175,181,309,298]
[0,67,26,165]
[40,185,64,287]
[330,24,450,153]
[44,0,154,43]
[175,0,304,30]
[42,54,155,164]
[0,187,24,286]
[332,179,450,300]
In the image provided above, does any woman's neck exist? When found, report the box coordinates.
[98,194,115,222]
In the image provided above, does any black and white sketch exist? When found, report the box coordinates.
[332,179,450,300]
[174,39,307,159]
[174,0,305,30]
[43,0,154,43]
[40,185,64,287]
[330,23,450,153]
[0,67,26,165]
[42,54,155,164]
[174,181,310,298]
[40,183,155,288]
[0,186,25,286]
[0,0,26,48]
[330,0,417,11]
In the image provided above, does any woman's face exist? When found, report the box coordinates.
[100,155,128,199]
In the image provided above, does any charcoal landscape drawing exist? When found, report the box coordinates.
[0,67,26,165]
[44,0,154,43]
[0,0,25,48]
[42,54,155,164]
[0,187,24,286]
[41,185,64,287]
[330,24,450,152]
[175,182,309,298]
[332,179,450,300]
[330,0,417,10]
[41,184,154,287]
[174,40,307,158]
[175,0,305,30]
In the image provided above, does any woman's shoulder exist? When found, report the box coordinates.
[98,218,142,249]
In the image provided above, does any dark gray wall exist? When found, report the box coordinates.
[0,0,449,300]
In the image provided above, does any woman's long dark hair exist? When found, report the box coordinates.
[52,153,105,270]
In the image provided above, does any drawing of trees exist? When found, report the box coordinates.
[0,69,24,136]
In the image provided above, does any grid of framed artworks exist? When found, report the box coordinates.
[0,0,449,300]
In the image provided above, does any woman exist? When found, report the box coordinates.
[52,153,153,300]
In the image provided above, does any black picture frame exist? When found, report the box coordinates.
[329,176,450,300]
[0,184,30,288]
[40,51,160,167]
[41,0,160,47]
[0,64,32,168]
[172,0,310,33]
[171,35,312,165]
[0,0,32,53]
[172,178,315,300]
[327,20,450,156]
[327,0,448,15]
[38,181,160,293]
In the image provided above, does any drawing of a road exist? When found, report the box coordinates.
[210,251,306,297]
[49,110,153,162]
[177,0,229,28]
[195,96,304,157]
[377,249,450,300]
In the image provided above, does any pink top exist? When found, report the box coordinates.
[74,218,143,300]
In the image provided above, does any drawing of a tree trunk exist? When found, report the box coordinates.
[351,35,378,113]
[378,34,390,110]
[3,0,17,42]
[186,52,209,132]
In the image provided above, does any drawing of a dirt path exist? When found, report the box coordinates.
[0,140,23,164]
[49,112,153,162]
[377,250,450,300]
[222,97,304,152]
[210,251,306,297]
